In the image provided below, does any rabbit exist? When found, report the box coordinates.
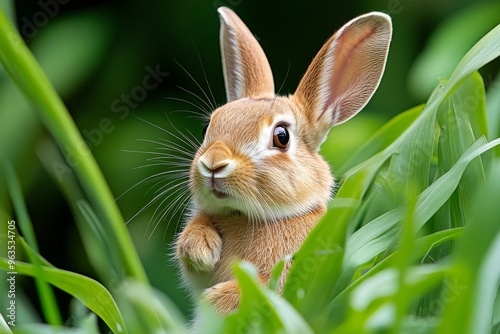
[175,6,392,316]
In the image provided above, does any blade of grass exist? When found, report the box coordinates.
[115,280,188,334]
[337,264,448,333]
[38,143,187,333]
[437,161,500,334]
[2,161,38,249]
[413,137,498,225]
[69,301,100,334]
[0,9,146,283]
[486,72,500,142]
[5,325,91,334]
[326,227,464,330]
[0,241,127,334]
[338,105,425,176]
[268,258,286,292]
[340,136,500,293]
[0,313,13,334]
[226,262,313,334]
[76,200,124,277]
[446,23,500,92]
[493,288,500,329]
[388,104,435,199]
[36,139,113,280]
[0,1,15,23]
[429,72,487,260]
[2,159,62,325]
[389,188,418,334]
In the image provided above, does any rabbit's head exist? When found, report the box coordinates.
[189,7,392,223]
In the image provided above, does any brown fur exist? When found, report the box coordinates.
[175,7,392,316]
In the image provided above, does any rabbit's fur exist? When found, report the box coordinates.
[176,7,392,315]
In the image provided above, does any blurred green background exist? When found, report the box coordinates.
[1,0,499,320]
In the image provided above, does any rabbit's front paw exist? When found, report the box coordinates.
[176,226,222,273]
[204,280,240,315]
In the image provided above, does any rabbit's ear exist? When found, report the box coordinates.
[294,12,392,148]
[218,7,274,102]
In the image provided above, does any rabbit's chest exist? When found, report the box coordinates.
[220,222,290,262]
[212,211,321,281]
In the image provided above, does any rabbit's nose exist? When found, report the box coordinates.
[198,157,234,178]
[211,162,229,174]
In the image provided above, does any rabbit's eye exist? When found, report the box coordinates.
[202,124,209,139]
[272,125,289,149]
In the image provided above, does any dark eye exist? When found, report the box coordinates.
[202,124,209,139]
[272,124,290,149]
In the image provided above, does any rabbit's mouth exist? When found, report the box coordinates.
[208,175,230,199]
[212,188,229,199]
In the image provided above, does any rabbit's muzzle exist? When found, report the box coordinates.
[197,141,236,198]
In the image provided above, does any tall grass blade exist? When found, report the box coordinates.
[0,313,12,334]
[338,105,424,175]
[0,242,127,334]
[2,160,62,325]
[438,161,500,334]
[115,281,188,334]
[226,262,313,334]
[325,228,464,330]
[36,139,114,281]
[0,8,147,283]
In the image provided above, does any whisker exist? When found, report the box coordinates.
[135,138,195,159]
[165,96,210,116]
[154,177,190,196]
[128,153,188,165]
[277,60,291,96]
[145,153,192,161]
[176,85,214,115]
[146,183,189,239]
[157,188,192,241]
[133,178,188,227]
[177,127,202,152]
[115,168,179,201]
[174,59,216,112]
[160,117,202,152]
[194,43,218,109]
[122,149,165,156]
[169,109,210,121]
[120,114,199,240]
[159,186,192,238]
[142,162,188,170]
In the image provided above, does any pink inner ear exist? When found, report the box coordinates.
[321,16,391,125]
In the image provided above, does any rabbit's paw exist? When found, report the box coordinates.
[204,280,240,315]
[176,225,222,273]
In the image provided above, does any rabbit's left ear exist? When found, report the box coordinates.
[218,7,275,102]
[293,12,392,148]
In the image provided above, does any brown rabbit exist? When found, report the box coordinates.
[175,7,392,315]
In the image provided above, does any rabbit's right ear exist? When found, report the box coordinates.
[218,7,275,102]
[293,13,392,149]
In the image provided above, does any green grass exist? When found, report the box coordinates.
[1,4,500,334]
